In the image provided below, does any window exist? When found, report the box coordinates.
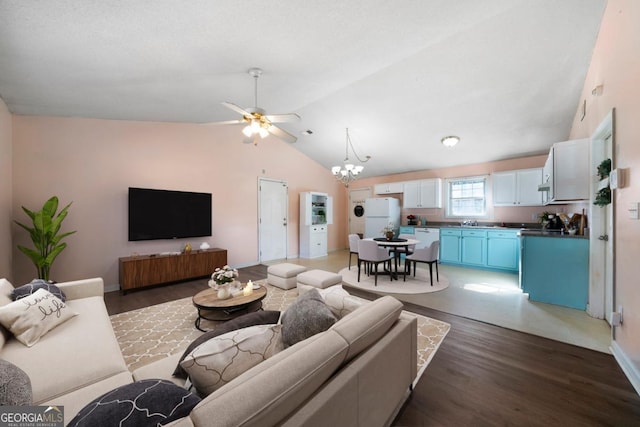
[446,176,488,218]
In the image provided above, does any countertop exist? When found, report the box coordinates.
[403,224,589,239]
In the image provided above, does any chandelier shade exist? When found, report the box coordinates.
[331,128,370,187]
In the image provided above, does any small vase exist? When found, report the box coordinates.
[217,284,230,299]
[385,231,394,240]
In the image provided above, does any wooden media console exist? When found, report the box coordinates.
[118,248,227,293]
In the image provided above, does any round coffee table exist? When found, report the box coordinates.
[192,285,267,331]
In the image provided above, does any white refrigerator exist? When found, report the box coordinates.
[364,197,401,238]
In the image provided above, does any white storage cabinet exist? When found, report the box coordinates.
[374,182,404,195]
[300,192,333,258]
[403,179,442,208]
[492,168,543,206]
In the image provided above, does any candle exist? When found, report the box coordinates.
[243,280,253,296]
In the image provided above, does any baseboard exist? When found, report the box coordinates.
[611,340,640,395]
[104,283,120,293]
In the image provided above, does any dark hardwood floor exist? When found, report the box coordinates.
[104,266,640,426]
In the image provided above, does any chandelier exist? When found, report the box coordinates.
[331,128,371,187]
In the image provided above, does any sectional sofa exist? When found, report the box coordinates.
[0,277,417,426]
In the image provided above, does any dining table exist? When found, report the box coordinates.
[364,237,420,280]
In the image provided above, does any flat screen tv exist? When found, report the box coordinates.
[128,187,212,241]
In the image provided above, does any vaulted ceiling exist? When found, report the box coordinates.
[0,0,606,177]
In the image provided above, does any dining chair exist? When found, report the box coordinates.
[348,234,361,270]
[404,240,440,286]
[392,233,417,275]
[358,239,393,286]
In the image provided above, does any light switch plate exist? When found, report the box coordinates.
[629,203,639,220]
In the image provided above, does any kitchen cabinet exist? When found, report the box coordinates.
[486,230,519,270]
[493,168,543,206]
[300,192,332,258]
[461,229,486,266]
[374,182,404,195]
[520,235,588,309]
[540,139,590,204]
[439,228,461,263]
[403,179,442,208]
[440,227,519,273]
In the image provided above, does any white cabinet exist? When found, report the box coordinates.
[300,192,332,258]
[374,182,404,195]
[541,139,590,204]
[492,168,543,206]
[403,179,442,208]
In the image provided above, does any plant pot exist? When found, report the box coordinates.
[385,231,394,240]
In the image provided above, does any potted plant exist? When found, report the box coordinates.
[382,223,396,240]
[15,196,76,280]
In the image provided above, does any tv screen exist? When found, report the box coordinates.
[128,187,212,241]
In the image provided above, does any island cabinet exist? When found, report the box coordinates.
[492,168,543,206]
[520,235,589,309]
[440,227,519,273]
[403,179,442,208]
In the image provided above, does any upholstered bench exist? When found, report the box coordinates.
[267,263,307,290]
[297,269,342,294]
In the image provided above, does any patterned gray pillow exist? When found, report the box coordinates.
[12,279,66,302]
[0,359,32,405]
[281,288,337,347]
[68,379,201,426]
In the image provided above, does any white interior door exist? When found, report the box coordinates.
[589,110,615,323]
[349,188,371,237]
[258,178,288,262]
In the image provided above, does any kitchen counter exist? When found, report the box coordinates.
[519,229,589,239]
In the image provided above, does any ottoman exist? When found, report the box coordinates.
[267,263,307,290]
[297,269,343,294]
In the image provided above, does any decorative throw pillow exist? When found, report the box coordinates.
[0,288,78,347]
[0,279,13,349]
[173,310,281,378]
[317,285,364,318]
[0,359,32,405]
[68,379,201,427]
[180,324,284,396]
[12,279,66,302]
[281,288,337,347]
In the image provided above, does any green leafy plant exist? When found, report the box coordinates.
[15,196,76,280]
[594,187,611,207]
[597,158,612,180]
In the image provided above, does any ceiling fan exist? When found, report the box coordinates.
[212,68,300,146]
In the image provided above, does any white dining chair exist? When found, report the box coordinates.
[404,240,440,286]
[357,239,393,286]
[348,234,361,270]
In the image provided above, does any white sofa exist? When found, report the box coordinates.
[0,278,133,420]
[1,277,418,426]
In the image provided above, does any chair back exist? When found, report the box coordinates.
[358,239,389,262]
[426,240,440,261]
[408,240,439,262]
[348,234,361,252]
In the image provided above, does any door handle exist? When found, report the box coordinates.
[598,235,609,241]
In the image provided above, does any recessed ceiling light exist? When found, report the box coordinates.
[441,136,459,147]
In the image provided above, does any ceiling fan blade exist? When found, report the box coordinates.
[222,101,253,118]
[264,113,301,123]
[268,125,297,144]
[205,119,245,126]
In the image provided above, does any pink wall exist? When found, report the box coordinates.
[567,0,640,384]
[349,154,589,225]
[11,116,347,287]
[0,98,12,279]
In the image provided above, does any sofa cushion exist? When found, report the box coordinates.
[1,296,129,404]
[317,285,366,318]
[330,295,403,363]
[68,379,201,427]
[12,279,66,302]
[0,359,32,405]
[0,278,14,350]
[281,288,337,347]
[173,310,281,378]
[181,324,284,396]
[0,288,78,347]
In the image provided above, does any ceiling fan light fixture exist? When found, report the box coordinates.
[242,125,253,137]
[441,136,460,147]
[258,127,269,138]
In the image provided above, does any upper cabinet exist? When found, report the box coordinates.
[403,179,442,208]
[374,182,404,195]
[492,168,543,206]
[540,139,590,204]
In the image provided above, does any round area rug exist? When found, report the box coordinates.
[340,266,449,294]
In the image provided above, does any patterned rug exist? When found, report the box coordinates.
[110,280,450,383]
